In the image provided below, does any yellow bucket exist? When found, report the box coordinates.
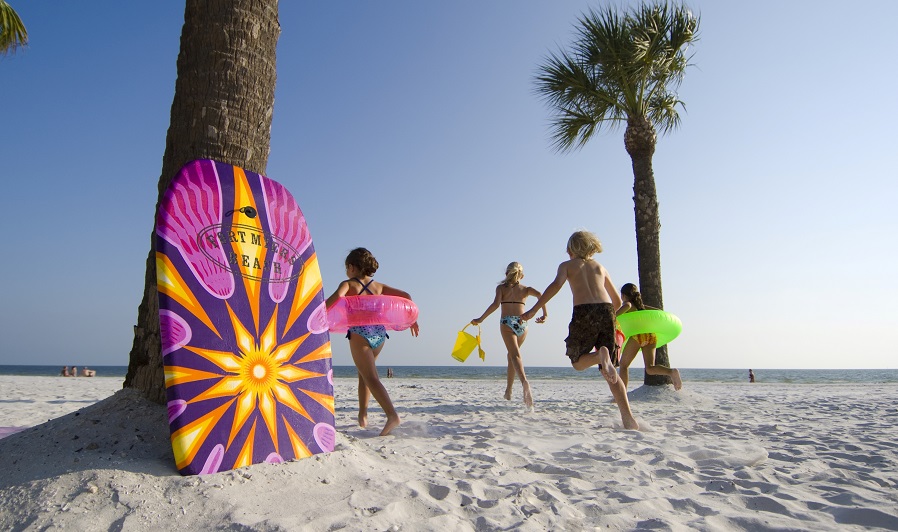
[451,324,480,362]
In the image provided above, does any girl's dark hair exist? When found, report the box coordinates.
[621,283,645,310]
[345,247,379,277]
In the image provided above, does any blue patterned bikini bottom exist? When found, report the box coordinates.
[347,325,389,349]
[499,315,527,337]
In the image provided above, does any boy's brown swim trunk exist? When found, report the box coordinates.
[565,303,619,366]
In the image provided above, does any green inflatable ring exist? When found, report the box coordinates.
[616,310,682,348]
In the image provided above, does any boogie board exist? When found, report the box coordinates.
[156,159,335,476]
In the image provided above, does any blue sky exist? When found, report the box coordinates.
[3,1,897,370]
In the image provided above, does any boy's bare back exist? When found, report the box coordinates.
[561,258,621,308]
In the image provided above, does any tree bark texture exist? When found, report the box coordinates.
[624,118,672,386]
[124,0,280,403]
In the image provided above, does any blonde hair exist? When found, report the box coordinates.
[500,262,524,286]
[567,231,603,259]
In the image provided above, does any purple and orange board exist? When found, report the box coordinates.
[156,159,335,476]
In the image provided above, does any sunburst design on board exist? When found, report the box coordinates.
[156,159,335,475]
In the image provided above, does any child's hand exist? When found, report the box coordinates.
[408,322,420,337]
[470,318,481,326]
[535,315,547,324]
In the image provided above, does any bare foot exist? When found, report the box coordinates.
[522,383,533,408]
[504,387,512,401]
[358,413,368,428]
[671,368,683,391]
[380,414,401,436]
[599,349,619,385]
[622,414,639,430]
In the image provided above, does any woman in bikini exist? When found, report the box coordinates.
[471,262,546,408]
[616,283,682,390]
[325,248,419,436]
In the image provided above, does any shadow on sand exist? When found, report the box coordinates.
[0,389,175,488]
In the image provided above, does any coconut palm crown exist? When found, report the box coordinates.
[536,2,698,153]
[535,2,699,386]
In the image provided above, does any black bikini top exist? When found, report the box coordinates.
[501,283,524,304]
[351,277,374,295]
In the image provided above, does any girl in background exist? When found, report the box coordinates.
[616,283,682,390]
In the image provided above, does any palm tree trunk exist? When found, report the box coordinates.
[124,0,280,403]
[625,118,672,386]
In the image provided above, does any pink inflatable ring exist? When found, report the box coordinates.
[327,295,418,333]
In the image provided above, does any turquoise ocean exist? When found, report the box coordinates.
[1,365,897,384]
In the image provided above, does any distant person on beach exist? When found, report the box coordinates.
[522,230,639,430]
[60,366,70,377]
[71,366,78,377]
[325,247,419,436]
[81,367,96,377]
[616,283,682,391]
[471,262,547,408]
[387,368,394,378]
[749,369,755,383]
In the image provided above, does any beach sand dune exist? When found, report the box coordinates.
[1,375,897,530]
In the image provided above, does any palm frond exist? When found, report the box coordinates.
[536,49,624,152]
[548,106,599,152]
[534,1,699,150]
[537,52,620,109]
[646,91,683,134]
[0,1,28,55]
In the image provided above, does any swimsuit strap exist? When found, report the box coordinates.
[501,285,524,305]
[351,277,375,295]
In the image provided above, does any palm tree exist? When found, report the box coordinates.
[0,1,27,54]
[124,0,280,403]
[535,2,698,385]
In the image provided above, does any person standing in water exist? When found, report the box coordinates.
[472,262,546,408]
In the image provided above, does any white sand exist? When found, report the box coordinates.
[1,374,898,531]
